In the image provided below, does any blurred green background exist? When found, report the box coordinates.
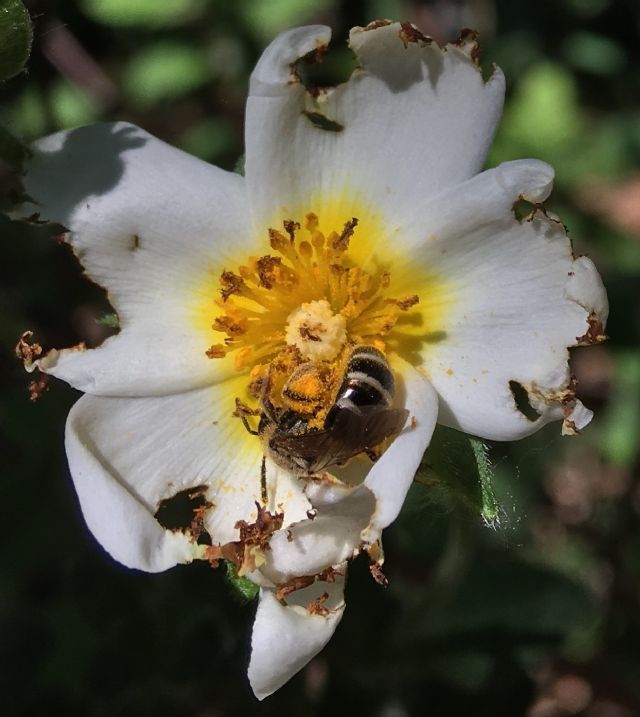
[1,1,640,715]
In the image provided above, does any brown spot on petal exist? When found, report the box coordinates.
[275,566,343,605]
[205,503,284,575]
[576,312,608,345]
[275,575,316,604]
[399,22,432,48]
[307,592,330,616]
[235,502,284,550]
[369,561,389,587]
[454,28,481,65]
[365,19,392,31]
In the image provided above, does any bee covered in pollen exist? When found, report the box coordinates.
[237,345,409,481]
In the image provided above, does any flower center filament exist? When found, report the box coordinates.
[207,212,418,412]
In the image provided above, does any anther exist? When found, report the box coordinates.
[332,217,358,251]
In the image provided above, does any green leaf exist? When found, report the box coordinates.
[599,351,640,467]
[0,123,28,169]
[404,556,597,641]
[122,42,209,108]
[0,0,32,82]
[179,118,236,163]
[224,561,259,602]
[563,31,626,76]
[240,0,333,39]
[50,80,99,130]
[418,425,499,525]
[78,0,203,27]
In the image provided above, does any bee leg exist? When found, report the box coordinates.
[240,415,259,436]
[260,455,268,505]
[234,398,260,435]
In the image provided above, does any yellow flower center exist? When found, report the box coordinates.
[205,212,420,414]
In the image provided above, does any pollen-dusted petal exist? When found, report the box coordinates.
[394,161,609,440]
[65,378,311,571]
[15,122,250,396]
[248,573,346,700]
[245,23,504,237]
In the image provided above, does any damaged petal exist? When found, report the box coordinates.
[306,592,330,616]
[369,560,389,587]
[453,28,481,66]
[275,574,316,604]
[562,400,594,436]
[398,22,432,48]
[364,19,392,31]
[16,330,43,371]
[519,373,594,436]
[235,502,284,550]
[576,311,608,345]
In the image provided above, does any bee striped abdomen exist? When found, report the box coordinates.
[332,346,394,413]
[261,345,407,474]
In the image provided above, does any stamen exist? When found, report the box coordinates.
[207,212,421,408]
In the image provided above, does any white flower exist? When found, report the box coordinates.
[14,22,607,699]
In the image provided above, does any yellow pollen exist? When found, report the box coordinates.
[285,299,347,362]
[204,212,425,414]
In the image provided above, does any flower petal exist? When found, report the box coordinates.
[396,161,609,440]
[65,378,311,571]
[248,573,346,700]
[245,22,504,234]
[261,482,375,584]
[16,122,249,396]
[257,358,437,583]
[363,356,438,536]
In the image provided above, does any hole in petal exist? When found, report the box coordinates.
[129,233,140,250]
[155,485,212,545]
[512,197,537,222]
[509,380,541,422]
[292,40,357,92]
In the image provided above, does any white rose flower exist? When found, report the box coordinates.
[14,22,607,700]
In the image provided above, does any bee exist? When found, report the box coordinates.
[238,346,409,485]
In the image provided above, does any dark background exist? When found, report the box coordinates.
[1,1,639,715]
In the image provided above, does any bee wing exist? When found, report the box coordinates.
[329,406,410,452]
[271,430,346,473]
[272,407,410,475]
